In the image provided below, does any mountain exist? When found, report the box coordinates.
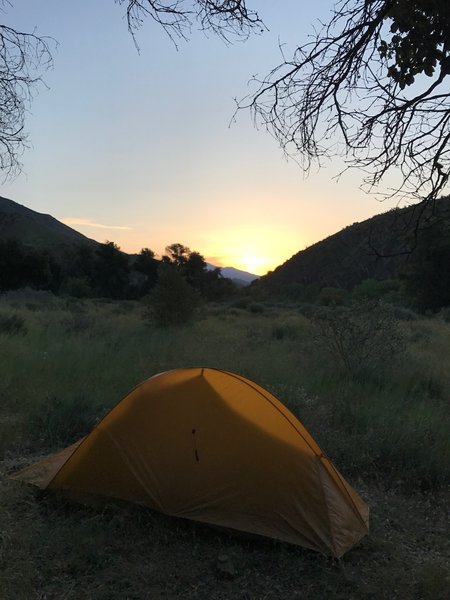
[220,267,259,284]
[0,196,97,250]
[259,196,450,291]
[207,264,259,286]
[0,197,259,285]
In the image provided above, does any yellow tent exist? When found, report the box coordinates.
[15,367,368,557]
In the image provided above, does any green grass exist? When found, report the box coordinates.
[1,296,449,485]
[0,293,449,598]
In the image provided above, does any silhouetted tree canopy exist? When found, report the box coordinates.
[121,0,262,44]
[242,0,450,206]
[3,0,449,211]
[93,241,130,298]
[0,239,60,291]
[0,1,53,176]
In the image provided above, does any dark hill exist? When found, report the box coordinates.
[260,197,450,291]
[0,196,97,250]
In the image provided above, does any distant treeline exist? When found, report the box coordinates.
[2,225,450,313]
[0,240,237,301]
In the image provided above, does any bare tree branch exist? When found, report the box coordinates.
[0,2,53,178]
[239,0,450,208]
[118,0,263,46]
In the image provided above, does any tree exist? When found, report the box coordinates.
[0,1,260,175]
[4,0,449,215]
[403,220,450,311]
[133,247,158,294]
[242,0,450,210]
[146,262,199,326]
[93,241,130,298]
[121,0,262,44]
[0,2,53,177]
[162,242,191,268]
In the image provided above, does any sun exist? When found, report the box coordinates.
[241,254,268,275]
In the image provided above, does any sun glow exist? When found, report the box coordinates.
[241,254,268,275]
[201,226,300,276]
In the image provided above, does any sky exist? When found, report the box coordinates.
[0,0,393,275]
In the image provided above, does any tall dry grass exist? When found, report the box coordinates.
[0,292,449,488]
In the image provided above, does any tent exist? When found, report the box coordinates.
[15,367,369,557]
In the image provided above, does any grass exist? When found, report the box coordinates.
[0,292,449,598]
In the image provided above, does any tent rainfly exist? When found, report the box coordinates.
[14,367,369,557]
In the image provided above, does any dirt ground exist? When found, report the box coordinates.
[1,455,449,600]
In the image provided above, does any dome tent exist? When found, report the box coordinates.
[15,367,369,557]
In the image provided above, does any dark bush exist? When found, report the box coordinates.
[310,302,405,377]
[145,264,200,327]
[247,302,264,314]
[0,313,27,336]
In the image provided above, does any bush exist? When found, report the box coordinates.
[229,297,249,309]
[318,286,347,306]
[145,264,200,327]
[392,306,418,321]
[0,313,27,336]
[310,302,405,377]
[247,302,264,314]
[62,276,92,299]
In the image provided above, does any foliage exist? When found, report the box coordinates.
[162,242,235,300]
[246,302,264,314]
[0,312,26,336]
[317,286,347,306]
[0,239,61,292]
[61,276,92,299]
[92,241,130,299]
[310,302,406,377]
[0,10,53,176]
[403,221,450,312]
[145,263,200,327]
[351,278,403,303]
[132,247,158,295]
[243,0,450,204]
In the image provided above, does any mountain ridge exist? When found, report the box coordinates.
[0,196,258,284]
[259,196,450,291]
[0,196,97,249]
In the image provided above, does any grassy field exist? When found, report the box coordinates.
[1,290,449,599]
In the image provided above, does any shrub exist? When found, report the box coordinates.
[247,302,264,314]
[270,323,299,341]
[229,297,249,309]
[392,306,418,321]
[310,302,405,377]
[145,264,200,327]
[318,286,347,306]
[437,306,450,323]
[62,276,92,299]
[0,314,27,336]
[60,314,93,334]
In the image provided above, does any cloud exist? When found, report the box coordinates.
[62,217,132,231]
[205,256,226,267]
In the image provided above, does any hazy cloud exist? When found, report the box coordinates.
[62,217,132,231]
[205,256,225,267]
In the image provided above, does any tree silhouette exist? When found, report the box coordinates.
[146,262,199,326]
[3,0,449,214]
[0,3,53,177]
[242,0,450,208]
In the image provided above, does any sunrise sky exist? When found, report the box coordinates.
[1,0,391,275]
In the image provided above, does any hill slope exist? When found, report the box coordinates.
[0,196,97,250]
[260,197,450,291]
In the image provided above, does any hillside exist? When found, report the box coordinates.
[0,196,97,250]
[0,196,258,286]
[260,196,450,291]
